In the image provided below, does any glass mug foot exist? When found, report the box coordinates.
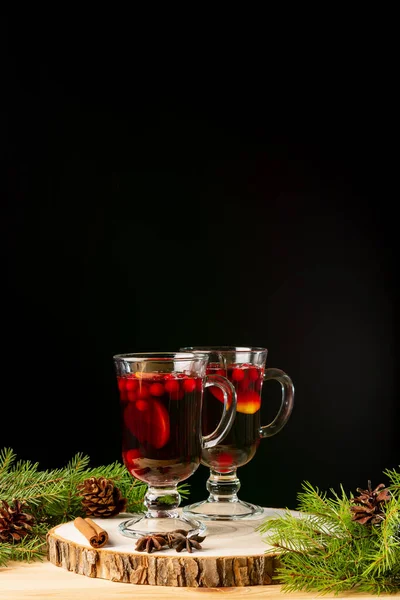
[118,485,206,538]
[183,499,264,520]
[118,514,206,538]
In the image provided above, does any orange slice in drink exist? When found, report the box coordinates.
[124,398,170,449]
[236,391,261,414]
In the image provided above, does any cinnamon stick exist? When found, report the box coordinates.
[73,517,109,548]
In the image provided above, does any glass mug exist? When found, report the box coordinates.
[180,346,295,520]
[113,352,237,537]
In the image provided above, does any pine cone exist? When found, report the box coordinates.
[77,477,127,518]
[0,499,35,542]
[350,481,391,525]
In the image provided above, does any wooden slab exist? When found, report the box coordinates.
[47,507,289,587]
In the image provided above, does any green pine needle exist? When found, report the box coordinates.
[0,448,190,567]
[257,467,400,595]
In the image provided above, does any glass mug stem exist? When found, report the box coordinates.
[144,485,181,519]
[190,467,263,518]
[206,469,241,502]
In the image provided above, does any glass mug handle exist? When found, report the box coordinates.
[202,374,237,449]
[259,368,295,438]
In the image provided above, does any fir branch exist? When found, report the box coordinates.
[0,536,47,567]
[0,448,16,476]
[177,483,190,500]
[0,448,191,567]
[258,468,400,595]
[297,482,354,536]
[362,497,400,577]
[385,465,400,493]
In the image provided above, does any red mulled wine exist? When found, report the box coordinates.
[117,373,203,485]
[201,363,264,472]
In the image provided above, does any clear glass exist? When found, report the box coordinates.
[114,352,236,538]
[180,346,295,520]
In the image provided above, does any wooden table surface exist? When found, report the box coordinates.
[2,560,400,600]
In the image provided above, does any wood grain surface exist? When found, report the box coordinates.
[2,560,399,600]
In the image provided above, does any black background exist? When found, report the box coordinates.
[4,19,398,510]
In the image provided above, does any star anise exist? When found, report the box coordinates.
[135,533,168,553]
[134,529,206,553]
[175,534,206,553]
[165,528,188,548]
